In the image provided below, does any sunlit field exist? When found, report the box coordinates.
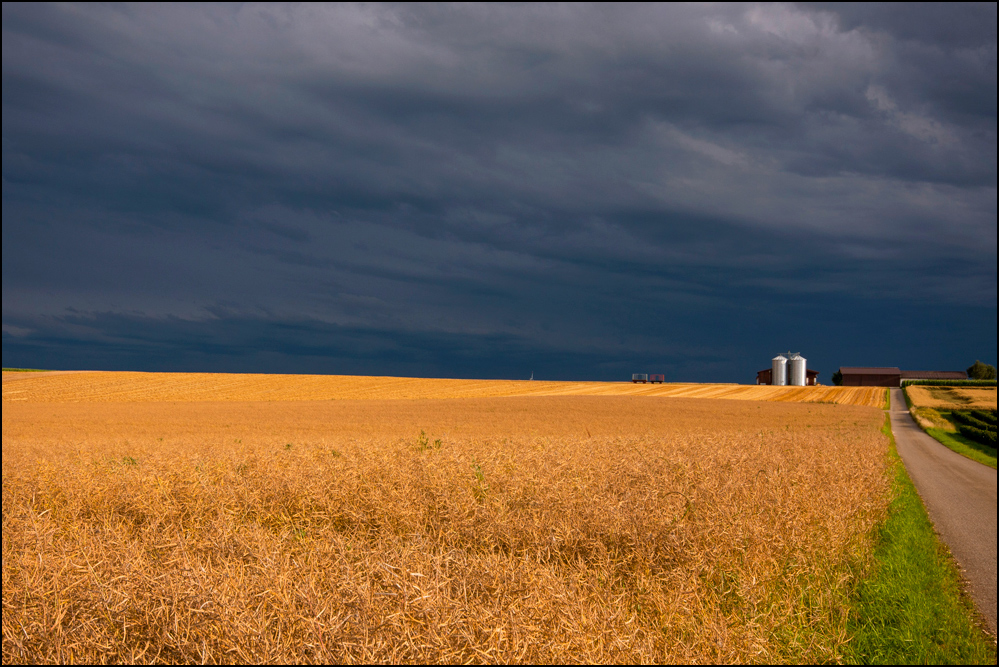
[3,373,890,663]
[905,385,997,411]
[1,370,885,406]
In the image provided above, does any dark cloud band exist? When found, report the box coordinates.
[3,3,996,379]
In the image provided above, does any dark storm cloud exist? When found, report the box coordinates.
[3,3,996,380]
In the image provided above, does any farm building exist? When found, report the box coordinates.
[756,367,819,386]
[759,352,815,386]
[839,367,901,387]
[838,367,968,387]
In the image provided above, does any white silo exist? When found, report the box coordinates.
[788,353,807,386]
[772,355,788,386]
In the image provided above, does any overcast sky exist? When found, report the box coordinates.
[3,3,996,382]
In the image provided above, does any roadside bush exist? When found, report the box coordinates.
[956,424,997,449]
[948,411,996,449]
[950,411,997,433]
[969,410,997,426]
[950,411,997,449]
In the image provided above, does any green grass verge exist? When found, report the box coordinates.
[900,386,914,410]
[924,428,997,470]
[845,416,996,664]
[1,367,48,372]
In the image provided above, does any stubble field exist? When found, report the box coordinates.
[904,385,998,411]
[3,372,890,663]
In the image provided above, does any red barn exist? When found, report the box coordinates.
[839,368,968,387]
[839,367,902,387]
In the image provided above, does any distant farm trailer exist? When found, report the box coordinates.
[631,374,665,383]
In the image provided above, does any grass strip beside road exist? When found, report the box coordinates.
[2,368,48,372]
[924,428,997,470]
[845,416,996,664]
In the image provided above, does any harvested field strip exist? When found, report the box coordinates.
[3,396,889,663]
[1,371,885,407]
[905,385,997,411]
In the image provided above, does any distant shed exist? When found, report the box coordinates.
[840,367,901,387]
[839,367,970,387]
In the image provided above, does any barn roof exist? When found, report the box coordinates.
[840,367,901,375]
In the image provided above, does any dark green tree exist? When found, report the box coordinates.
[831,369,843,386]
[967,360,997,380]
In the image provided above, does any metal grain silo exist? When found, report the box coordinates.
[771,355,788,386]
[788,353,807,386]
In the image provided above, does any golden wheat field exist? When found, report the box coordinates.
[1,371,885,407]
[905,385,998,411]
[3,372,891,663]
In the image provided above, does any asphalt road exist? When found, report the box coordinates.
[889,388,997,635]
